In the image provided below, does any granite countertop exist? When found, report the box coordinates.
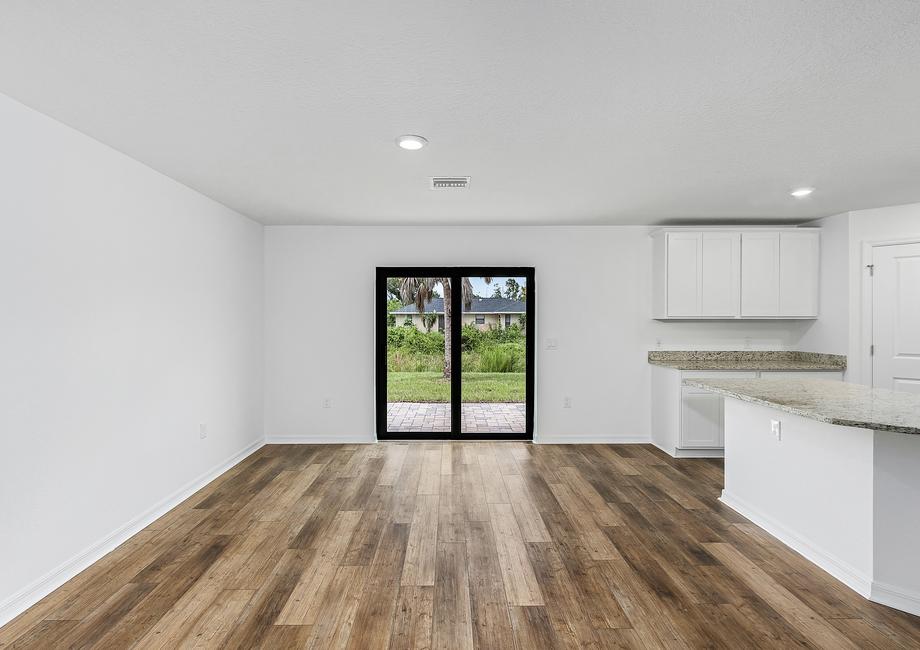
[683,378,920,435]
[648,350,847,372]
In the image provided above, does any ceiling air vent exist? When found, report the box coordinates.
[430,176,470,190]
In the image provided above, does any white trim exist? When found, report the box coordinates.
[859,236,920,388]
[719,490,873,598]
[651,441,677,456]
[648,226,819,236]
[0,438,264,628]
[652,317,819,321]
[871,581,920,617]
[860,236,920,247]
[675,446,724,458]
[534,435,651,444]
[860,241,875,387]
[264,434,375,444]
[651,441,724,458]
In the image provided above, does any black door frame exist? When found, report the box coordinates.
[376,267,535,440]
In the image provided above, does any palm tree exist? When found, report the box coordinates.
[399,276,490,379]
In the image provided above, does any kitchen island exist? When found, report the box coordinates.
[649,351,845,458]
[686,378,920,616]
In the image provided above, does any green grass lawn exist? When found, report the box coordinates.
[387,372,525,402]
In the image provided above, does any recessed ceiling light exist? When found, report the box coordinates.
[790,187,815,198]
[396,135,428,150]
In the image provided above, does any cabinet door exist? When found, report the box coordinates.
[779,231,819,317]
[741,232,780,316]
[701,232,740,317]
[680,388,724,448]
[666,232,702,317]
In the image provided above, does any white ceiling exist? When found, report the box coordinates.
[2,1,920,225]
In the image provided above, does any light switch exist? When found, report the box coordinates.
[771,419,781,440]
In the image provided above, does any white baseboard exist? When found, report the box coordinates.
[651,442,675,456]
[719,490,872,598]
[651,442,724,459]
[534,435,652,444]
[266,435,648,445]
[871,581,920,617]
[264,434,375,444]
[0,438,264,628]
[675,447,724,458]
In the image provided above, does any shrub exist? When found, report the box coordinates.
[479,348,514,372]
[387,324,525,374]
[461,352,481,372]
[386,299,401,327]
[460,323,524,350]
[387,327,444,355]
[460,324,483,351]
[388,350,443,372]
[479,343,526,372]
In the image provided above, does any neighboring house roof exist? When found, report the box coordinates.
[391,297,525,314]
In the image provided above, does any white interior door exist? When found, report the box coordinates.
[872,242,920,394]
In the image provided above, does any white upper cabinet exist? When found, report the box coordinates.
[653,228,818,319]
[740,232,780,317]
[701,232,741,317]
[740,230,820,318]
[656,231,740,318]
[778,231,820,317]
[665,232,703,317]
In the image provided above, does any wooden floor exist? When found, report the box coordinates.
[2,443,919,649]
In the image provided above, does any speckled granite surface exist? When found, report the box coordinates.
[684,378,920,435]
[648,350,847,371]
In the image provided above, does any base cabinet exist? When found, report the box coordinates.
[651,366,844,458]
[680,388,724,448]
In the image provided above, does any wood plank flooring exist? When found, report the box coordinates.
[2,442,919,649]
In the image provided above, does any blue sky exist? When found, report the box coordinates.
[469,276,526,297]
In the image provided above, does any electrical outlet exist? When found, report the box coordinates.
[771,419,781,441]
[563,396,572,408]
[546,338,558,350]
[199,423,208,439]
[322,398,332,409]
[744,337,752,350]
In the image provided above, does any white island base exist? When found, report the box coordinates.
[721,399,920,616]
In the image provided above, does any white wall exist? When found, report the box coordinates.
[721,400,874,594]
[798,213,850,357]
[264,226,811,444]
[796,203,920,384]
[848,203,920,384]
[0,94,264,623]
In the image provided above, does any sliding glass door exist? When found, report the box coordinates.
[376,267,534,440]
[460,275,529,436]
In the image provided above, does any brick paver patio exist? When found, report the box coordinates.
[387,402,525,433]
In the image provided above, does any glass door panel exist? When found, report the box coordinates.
[460,276,528,435]
[384,275,451,434]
